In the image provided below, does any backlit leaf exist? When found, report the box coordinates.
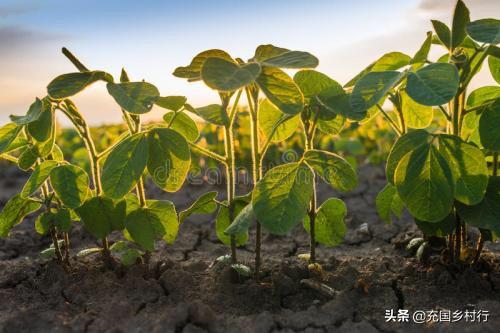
[258,99,299,143]
[21,160,59,198]
[163,111,199,142]
[376,183,404,224]
[50,164,89,208]
[0,195,41,237]
[47,71,113,99]
[466,19,500,44]
[303,198,346,247]
[76,196,125,238]
[304,149,357,192]
[406,63,459,106]
[201,57,261,91]
[107,82,160,114]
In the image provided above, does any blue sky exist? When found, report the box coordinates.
[0,0,498,125]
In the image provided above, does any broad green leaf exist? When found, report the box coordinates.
[466,19,500,44]
[415,214,455,237]
[294,70,351,120]
[107,82,160,114]
[33,130,56,158]
[201,57,261,91]
[155,96,187,112]
[438,135,488,205]
[147,200,179,244]
[410,32,432,67]
[303,198,346,247]
[193,104,229,126]
[253,44,318,68]
[304,149,357,191]
[179,191,218,223]
[406,63,459,106]
[479,99,500,151]
[50,164,89,208]
[350,71,406,120]
[394,143,454,222]
[216,201,248,246]
[258,99,299,143]
[376,183,404,224]
[256,67,304,115]
[76,196,125,238]
[0,123,22,154]
[317,116,345,135]
[432,20,451,49]
[400,90,433,129]
[173,49,233,81]
[344,52,411,88]
[125,208,165,251]
[163,112,199,142]
[102,133,149,199]
[466,86,500,108]
[0,195,41,237]
[27,102,53,142]
[10,98,44,125]
[451,0,470,50]
[35,212,53,235]
[47,71,113,99]
[1,133,28,154]
[224,203,254,236]
[489,56,500,84]
[110,241,143,266]
[252,162,313,235]
[456,177,500,233]
[147,128,190,192]
[18,147,38,171]
[53,208,72,232]
[51,144,64,162]
[21,160,59,198]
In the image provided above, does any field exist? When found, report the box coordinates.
[0,1,499,332]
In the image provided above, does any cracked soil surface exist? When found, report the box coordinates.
[0,163,499,332]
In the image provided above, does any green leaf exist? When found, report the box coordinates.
[406,63,459,106]
[201,57,261,91]
[193,104,229,126]
[304,149,357,192]
[179,191,218,223]
[416,214,455,237]
[410,32,432,67]
[107,82,160,114]
[456,177,500,233]
[10,98,45,125]
[466,19,500,44]
[110,242,143,266]
[18,147,38,171]
[258,99,299,143]
[0,123,22,154]
[252,162,313,235]
[27,103,54,142]
[400,90,433,129]
[431,20,451,49]
[479,99,500,151]
[21,160,59,198]
[76,196,125,238]
[47,71,113,99]
[303,198,346,247]
[344,52,411,88]
[102,133,149,199]
[256,66,304,115]
[53,208,72,232]
[466,86,500,108]
[50,164,89,208]
[394,143,454,222]
[173,49,233,81]
[163,112,199,142]
[376,183,404,224]
[253,44,319,69]
[350,71,405,120]
[224,203,253,236]
[294,70,351,120]
[155,96,187,112]
[147,128,190,192]
[451,0,470,50]
[51,144,65,162]
[216,202,249,246]
[438,135,488,205]
[35,212,53,235]
[489,56,500,84]
[317,116,345,135]
[0,195,41,237]
[125,208,165,251]
[147,200,179,244]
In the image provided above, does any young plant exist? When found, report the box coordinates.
[350,0,499,263]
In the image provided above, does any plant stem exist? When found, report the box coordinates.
[0,154,18,164]
[304,115,317,264]
[189,142,227,164]
[437,105,452,122]
[63,232,71,265]
[376,104,403,136]
[454,212,461,263]
[40,182,64,264]
[224,123,237,264]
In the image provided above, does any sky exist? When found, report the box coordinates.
[0,0,498,126]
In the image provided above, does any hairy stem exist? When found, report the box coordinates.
[304,115,317,263]
[376,104,403,136]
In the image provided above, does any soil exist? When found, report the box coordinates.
[0,163,499,333]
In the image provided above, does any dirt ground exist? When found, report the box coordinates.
[0,163,499,333]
